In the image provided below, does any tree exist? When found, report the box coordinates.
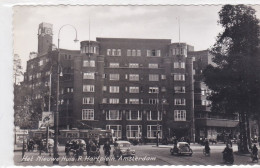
[13,54,23,85]
[203,5,260,153]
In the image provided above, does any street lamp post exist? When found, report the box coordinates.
[53,24,78,165]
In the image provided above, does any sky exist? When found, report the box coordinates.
[13,5,260,73]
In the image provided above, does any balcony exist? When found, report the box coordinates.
[195,118,239,127]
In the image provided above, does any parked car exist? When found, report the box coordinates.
[170,142,193,156]
[113,140,135,159]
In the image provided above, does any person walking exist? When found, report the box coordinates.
[39,140,43,156]
[103,141,111,165]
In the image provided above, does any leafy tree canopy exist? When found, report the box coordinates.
[203,5,260,115]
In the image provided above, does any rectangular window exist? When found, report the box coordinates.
[126,125,142,138]
[36,73,41,78]
[161,75,166,80]
[174,74,185,81]
[174,62,185,69]
[148,63,158,69]
[83,97,94,104]
[129,63,139,68]
[174,99,186,105]
[129,98,139,104]
[127,49,132,56]
[106,125,122,138]
[102,98,107,103]
[156,50,161,57]
[109,98,120,104]
[83,72,95,79]
[147,125,162,138]
[106,110,122,120]
[39,60,43,66]
[82,109,94,120]
[149,87,159,93]
[174,86,185,93]
[147,111,162,121]
[151,50,156,56]
[107,49,111,56]
[149,74,159,81]
[117,49,121,56]
[147,50,151,56]
[112,49,117,56]
[126,110,142,120]
[132,50,136,56]
[149,99,159,104]
[109,86,119,93]
[109,74,120,80]
[174,110,186,121]
[129,86,139,93]
[83,85,95,92]
[137,50,141,56]
[109,63,119,68]
[83,60,95,67]
[129,74,139,81]
[103,86,107,91]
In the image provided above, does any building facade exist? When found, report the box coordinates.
[22,22,240,142]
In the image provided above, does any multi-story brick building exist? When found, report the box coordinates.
[22,22,240,143]
[189,50,239,142]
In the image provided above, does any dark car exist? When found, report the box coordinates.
[113,141,135,159]
[170,142,193,156]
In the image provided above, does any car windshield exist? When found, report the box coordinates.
[119,143,130,147]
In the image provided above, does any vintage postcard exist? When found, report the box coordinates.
[11,4,260,166]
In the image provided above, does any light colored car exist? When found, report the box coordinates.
[170,142,193,156]
[113,140,135,159]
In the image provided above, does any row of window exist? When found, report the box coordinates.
[107,49,161,57]
[27,71,51,81]
[170,48,187,56]
[82,72,184,81]
[81,46,99,54]
[83,85,185,94]
[82,109,186,121]
[101,98,168,104]
[29,58,49,69]
[106,125,162,139]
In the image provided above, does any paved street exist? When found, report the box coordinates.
[14,143,260,166]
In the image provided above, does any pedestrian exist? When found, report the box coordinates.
[39,140,43,155]
[86,140,92,156]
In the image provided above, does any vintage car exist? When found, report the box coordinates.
[170,142,193,156]
[113,140,135,159]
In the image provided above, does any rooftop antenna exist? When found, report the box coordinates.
[88,17,91,58]
[177,16,180,45]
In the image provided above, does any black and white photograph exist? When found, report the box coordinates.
[10,3,260,166]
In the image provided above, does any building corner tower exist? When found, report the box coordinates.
[38,22,53,56]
